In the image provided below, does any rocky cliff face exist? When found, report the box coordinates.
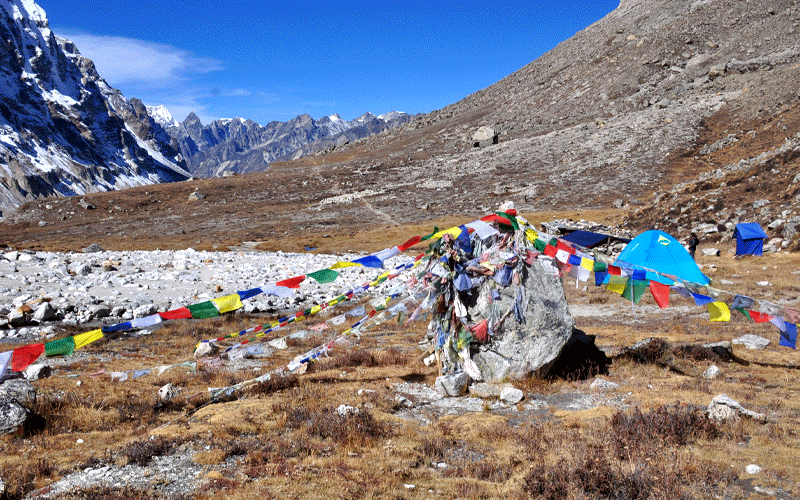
[170,111,413,177]
[0,0,189,215]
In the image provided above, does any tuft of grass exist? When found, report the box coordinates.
[610,404,720,460]
[119,436,185,466]
[285,405,391,448]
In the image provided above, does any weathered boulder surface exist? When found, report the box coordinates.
[470,260,574,383]
[0,378,36,406]
[0,397,30,434]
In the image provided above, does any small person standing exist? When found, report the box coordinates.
[688,232,700,260]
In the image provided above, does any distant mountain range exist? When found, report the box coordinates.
[0,0,190,215]
[0,0,413,215]
[149,108,414,177]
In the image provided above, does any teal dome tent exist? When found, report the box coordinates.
[614,230,711,286]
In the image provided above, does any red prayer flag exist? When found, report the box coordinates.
[607,265,622,276]
[12,343,44,371]
[469,319,489,342]
[556,240,576,255]
[159,307,192,320]
[543,244,558,258]
[398,235,421,252]
[748,310,773,323]
[649,281,670,309]
[276,275,305,288]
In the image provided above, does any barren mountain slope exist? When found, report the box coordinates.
[1,0,799,252]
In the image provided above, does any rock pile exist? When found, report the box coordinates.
[0,248,408,341]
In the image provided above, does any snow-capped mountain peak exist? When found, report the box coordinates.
[146,105,179,129]
[0,0,189,214]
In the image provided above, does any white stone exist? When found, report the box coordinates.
[745,464,762,475]
[590,377,620,390]
[499,386,524,404]
[732,334,770,350]
[703,365,720,379]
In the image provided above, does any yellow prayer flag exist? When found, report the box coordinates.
[74,329,103,349]
[607,275,629,285]
[310,305,321,315]
[708,301,731,322]
[270,320,280,328]
[331,261,359,269]
[212,294,244,314]
[580,258,594,271]
[432,226,463,239]
[525,228,538,243]
[605,283,626,294]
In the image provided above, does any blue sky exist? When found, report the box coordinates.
[40,0,618,125]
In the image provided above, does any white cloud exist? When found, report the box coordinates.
[59,31,223,88]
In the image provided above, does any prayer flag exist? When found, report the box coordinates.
[649,281,670,308]
[353,255,383,268]
[373,246,400,261]
[606,282,626,294]
[261,284,295,298]
[691,293,714,306]
[309,323,328,332]
[779,322,797,349]
[398,235,422,251]
[131,314,162,329]
[465,220,499,241]
[469,319,489,342]
[747,310,773,323]
[786,308,800,324]
[607,265,622,276]
[276,276,305,288]
[102,322,132,333]
[432,226,464,239]
[555,249,571,264]
[567,254,581,266]
[74,329,103,349]
[533,238,547,252]
[760,301,783,317]
[159,307,192,320]
[11,343,44,371]
[307,269,339,284]
[331,261,358,269]
[556,240,575,255]
[212,294,244,314]
[0,351,12,377]
[328,314,347,326]
[45,336,75,357]
[730,295,755,310]
[708,302,731,322]
[188,301,219,319]
[594,270,608,286]
[543,243,558,258]
[622,279,648,303]
[237,288,263,301]
[593,261,608,273]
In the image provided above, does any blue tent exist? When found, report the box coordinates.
[615,230,710,286]
[734,223,768,256]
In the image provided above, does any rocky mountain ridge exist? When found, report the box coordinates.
[167,110,413,177]
[0,0,189,216]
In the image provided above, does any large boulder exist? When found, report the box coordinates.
[468,261,574,382]
[0,378,36,406]
[0,397,30,434]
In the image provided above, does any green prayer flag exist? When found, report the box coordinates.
[188,301,219,319]
[622,279,648,304]
[533,238,547,252]
[420,227,439,241]
[45,336,75,357]
[495,212,520,231]
[307,268,339,284]
[593,261,608,272]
